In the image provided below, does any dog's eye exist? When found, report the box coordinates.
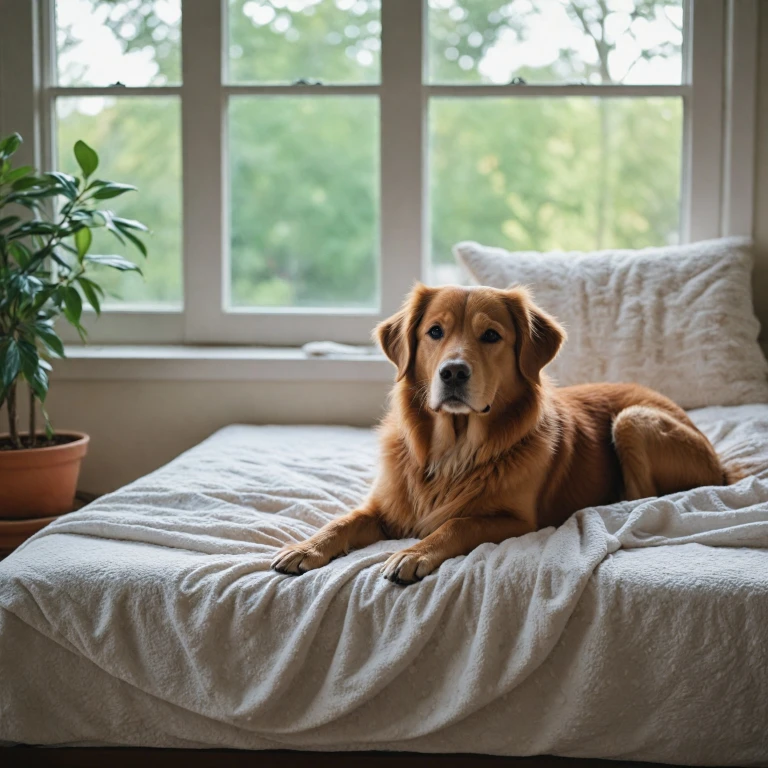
[481,329,501,344]
[427,325,443,340]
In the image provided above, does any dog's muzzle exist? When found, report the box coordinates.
[433,359,491,414]
[435,359,475,413]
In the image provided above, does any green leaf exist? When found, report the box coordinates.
[29,322,65,358]
[0,133,22,160]
[18,340,49,402]
[0,215,21,230]
[8,273,43,302]
[69,209,99,225]
[18,285,56,316]
[74,226,92,260]
[112,216,149,232]
[73,140,99,179]
[84,253,142,273]
[2,165,33,185]
[77,276,102,315]
[8,220,58,238]
[93,211,127,245]
[11,175,51,191]
[17,338,39,378]
[6,186,63,205]
[45,171,79,200]
[8,242,32,269]
[120,228,147,257]
[46,250,72,271]
[0,337,21,389]
[90,182,137,200]
[63,285,83,325]
[25,362,49,402]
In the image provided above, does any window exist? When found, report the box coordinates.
[0,1,756,346]
[428,0,685,283]
[53,0,183,308]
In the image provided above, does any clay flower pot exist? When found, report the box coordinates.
[0,432,90,518]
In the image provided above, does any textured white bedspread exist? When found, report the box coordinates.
[1,406,768,764]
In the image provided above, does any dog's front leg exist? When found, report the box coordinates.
[271,503,385,575]
[381,515,533,586]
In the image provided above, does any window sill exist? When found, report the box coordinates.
[53,346,394,382]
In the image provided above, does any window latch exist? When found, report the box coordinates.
[509,77,527,85]
[292,78,324,86]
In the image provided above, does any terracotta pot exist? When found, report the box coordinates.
[0,432,90,518]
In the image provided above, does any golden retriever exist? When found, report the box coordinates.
[272,284,729,585]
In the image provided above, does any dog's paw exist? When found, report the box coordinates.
[271,544,331,575]
[381,549,434,586]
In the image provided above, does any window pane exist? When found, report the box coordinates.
[228,0,381,84]
[55,0,181,87]
[430,97,683,284]
[56,97,182,307]
[428,0,683,85]
[229,96,378,309]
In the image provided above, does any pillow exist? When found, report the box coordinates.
[454,237,768,409]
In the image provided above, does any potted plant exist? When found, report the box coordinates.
[0,133,148,518]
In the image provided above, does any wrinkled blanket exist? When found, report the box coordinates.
[1,405,768,765]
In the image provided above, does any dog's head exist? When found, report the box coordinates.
[376,284,565,415]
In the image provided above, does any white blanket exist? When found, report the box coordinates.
[1,406,768,764]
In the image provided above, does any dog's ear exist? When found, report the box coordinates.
[376,283,435,381]
[504,287,565,385]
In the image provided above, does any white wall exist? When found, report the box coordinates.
[21,11,768,496]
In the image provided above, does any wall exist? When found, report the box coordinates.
[755,7,768,335]
[37,380,391,495]
[14,11,768,496]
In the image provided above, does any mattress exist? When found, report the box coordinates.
[1,406,768,764]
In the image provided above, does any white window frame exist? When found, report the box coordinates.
[0,0,759,347]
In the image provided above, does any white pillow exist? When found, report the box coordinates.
[454,237,768,409]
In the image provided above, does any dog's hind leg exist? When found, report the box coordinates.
[612,405,725,501]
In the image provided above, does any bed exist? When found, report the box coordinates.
[1,405,768,766]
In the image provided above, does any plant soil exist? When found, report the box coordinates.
[0,434,80,451]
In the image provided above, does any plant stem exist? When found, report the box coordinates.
[7,381,20,449]
[28,385,36,448]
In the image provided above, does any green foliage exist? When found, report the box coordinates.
[0,133,148,447]
[56,97,180,305]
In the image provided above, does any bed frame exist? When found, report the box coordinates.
[2,749,690,767]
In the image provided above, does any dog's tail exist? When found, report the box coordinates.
[722,460,749,485]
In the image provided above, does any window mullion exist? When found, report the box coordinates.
[180,0,225,342]
[379,0,425,316]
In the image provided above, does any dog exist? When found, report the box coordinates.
[272,284,729,585]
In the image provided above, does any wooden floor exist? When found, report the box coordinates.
[1,749,696,768]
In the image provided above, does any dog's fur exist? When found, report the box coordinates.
[272,284,729,585]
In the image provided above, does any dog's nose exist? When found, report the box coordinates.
[439,360,471,383]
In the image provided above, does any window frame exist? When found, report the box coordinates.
[0,0,759,347]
